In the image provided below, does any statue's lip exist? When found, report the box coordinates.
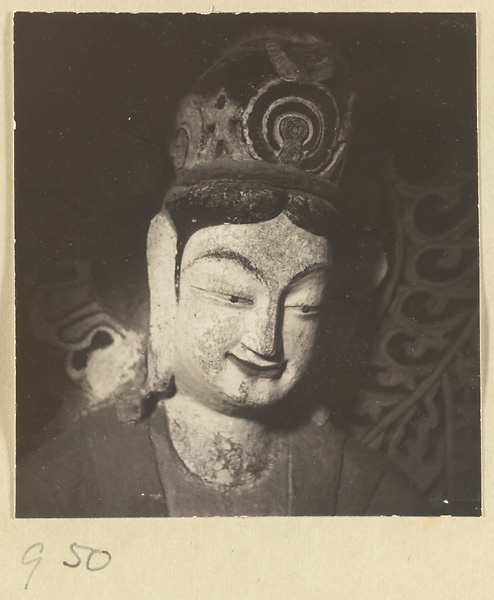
[227,353,286,379]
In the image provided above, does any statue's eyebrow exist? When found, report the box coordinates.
[286,263,329,289]
[187,249,265,281]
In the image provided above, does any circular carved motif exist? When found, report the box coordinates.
[242,81,339,173]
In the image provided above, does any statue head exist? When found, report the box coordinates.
[144,30,387,418]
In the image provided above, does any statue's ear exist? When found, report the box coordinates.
[146,210,178,395]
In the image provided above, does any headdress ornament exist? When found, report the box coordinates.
[165,31,356,210]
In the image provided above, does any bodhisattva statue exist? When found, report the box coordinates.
[17,31,428,517]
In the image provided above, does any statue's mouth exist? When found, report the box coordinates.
[227,353,286,379]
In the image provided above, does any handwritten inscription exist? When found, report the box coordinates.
[22,542,111,590]
[21,543,44,590]
[63,543,112,572]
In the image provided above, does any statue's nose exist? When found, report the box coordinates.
[241,300,283,361]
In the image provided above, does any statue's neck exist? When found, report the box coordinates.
[162,393,278,490]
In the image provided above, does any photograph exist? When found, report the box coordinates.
[14,12,479,518]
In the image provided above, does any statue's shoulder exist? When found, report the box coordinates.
[336,428,430,516]
[16,404,166,518]
[290,416,430,516]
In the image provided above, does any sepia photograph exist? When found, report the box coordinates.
[14,12,479,518]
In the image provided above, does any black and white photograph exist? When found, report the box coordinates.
[14,12,479,518]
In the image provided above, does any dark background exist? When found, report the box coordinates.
[14,13,479,512]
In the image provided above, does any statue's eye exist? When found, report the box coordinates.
[215,291,251,305]
[225,294,253,306]
[191,286,253,306]
[285,303,320,315]
[301,305,319,314]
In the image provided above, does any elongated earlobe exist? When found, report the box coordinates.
[146,210,178,395]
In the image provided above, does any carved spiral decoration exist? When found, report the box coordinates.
[242,81,339,172]
[350,172,479,511]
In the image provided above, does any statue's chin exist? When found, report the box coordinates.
[189,380,299,421]
[172,356,309,419]
[207,394,288,419]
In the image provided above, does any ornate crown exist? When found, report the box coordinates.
[166,31,356,206]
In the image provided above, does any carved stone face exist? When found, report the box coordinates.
[171,212,331,414]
